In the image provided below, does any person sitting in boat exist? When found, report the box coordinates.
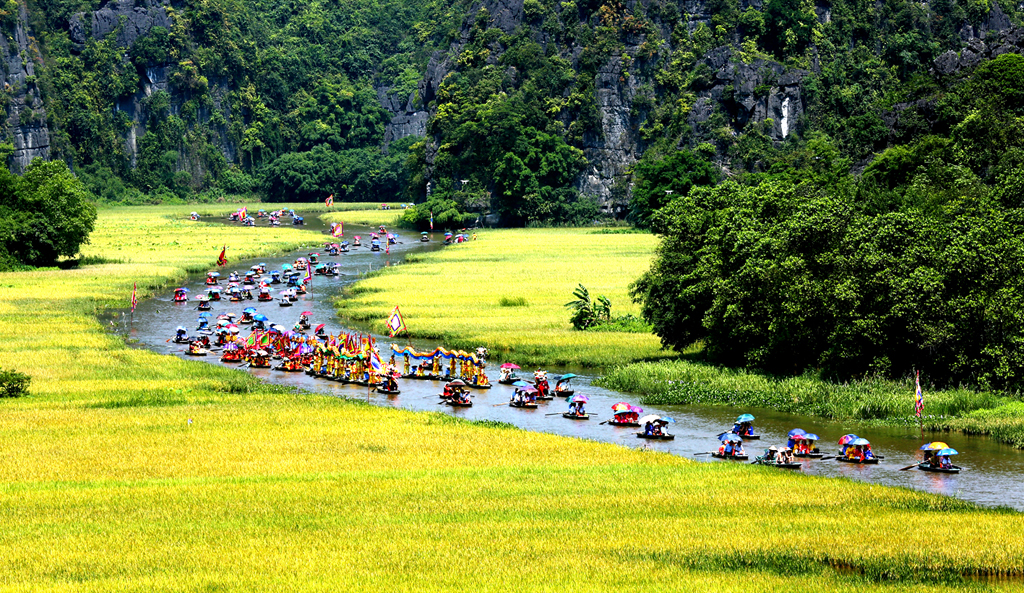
[651,422,663,436]
[848,445,865,461]
[190,212,200,220]
[187,340,205,354]
[197,316,210,331]
[761,447,777,463]
[175,327,189,342]
[862,445,875,460]
[444,384,454,399]
[733,442,746,456]
[732,421,754,437]
[938,454,952,469]
[779,447,794,464]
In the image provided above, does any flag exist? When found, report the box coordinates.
[304,263,313,284]
[246,333,258,347]
[914,371,924,417]
[331,222,344,237]
[259,333,271,346]
[326,194,334,207]
[387,306,407,337]
[385,234,390,254]
[130,282,138,313]
[429,211,433,230]
[369,349,384,373]
[217,246,227,266]
[239,207,247,220]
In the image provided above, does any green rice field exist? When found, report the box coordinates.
[0,206,1022,590]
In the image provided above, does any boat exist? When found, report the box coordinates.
[375,387,401,395]
[636,432,675,440]
[608,419,640,427]
[711,452,749,460]
[836,456,880,464]
[402,373,441,381]
[562,412,589,420]
[793,452,824,459]
[918,463,961,474]
[498,378,519,385]
[197,301,211,311]
[279,299,293,307]
[510,401,538,409]
[740,434,761,440]
[464,380,491,389]
[447,400,472,408]
[220,351,244,363]
[768,462,803,470]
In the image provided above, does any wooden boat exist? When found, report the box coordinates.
[375,387,401,395]
[740,434,761,440]
[608,419,640,427]
[447,400,472,408]
[464,381,491,389]
[554,389,574,397]
[769,462,803,469]
[279,300,292,307]
[420,235,429,242]
[197,302,212,311]
[562,412,589,420]
[536,394,554,401]
[498,378,519,385]
[918,463,961,474]
[257,294,273,302]
[186,349,208,356]
[836,456,880,464]
[711,452,749,460]
[793,452,824,459]
[402,373,441,381]
[636,432,675,441]
[510,401,538,409]
[220,352,244,363]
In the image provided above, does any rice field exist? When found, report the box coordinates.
[334,228,674,366]
[320,207,406,227]
[1,206,1024,590]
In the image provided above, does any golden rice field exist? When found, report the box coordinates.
[335,228,674,366]
[1,206,1023,591]
[320,207,406,227]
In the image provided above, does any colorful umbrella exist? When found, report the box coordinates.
[788,428,807,438]
[500,363,520,369]
[447,379,466,387]
[629,405,644,415]
[736,413,755,423]
[838,434,859,445]
[519,386,538,393]
[570,394,589,403]
[937,448,959,456]
[611,402,631,412]
[920,442,949,451]
[207,272,220,277]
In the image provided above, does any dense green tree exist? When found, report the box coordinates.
[629,149,719,228]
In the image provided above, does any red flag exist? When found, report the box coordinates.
[130,282,138,313]
[217,246,227,266]
[325,194,334,207]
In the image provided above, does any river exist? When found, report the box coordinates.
[124,212,1024,511]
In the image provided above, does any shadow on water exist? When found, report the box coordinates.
[124,211,1024,512]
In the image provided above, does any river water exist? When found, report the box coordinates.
[124,213,1024,511]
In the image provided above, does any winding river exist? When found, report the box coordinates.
[125,213,1024,511]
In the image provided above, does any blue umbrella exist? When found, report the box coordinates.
[253,314,269,322]
[512,381,530,387]
[804,433,820,441]
[243,307,257,314]
[788,428,807,438]
[850,438,871,446]
[736,413,755,423]
[660,417,676,423]
[937,448,959,456]
[198,312,210,318]
[719,433,742,442]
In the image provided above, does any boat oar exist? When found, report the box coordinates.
[599,420,609,425]
[692,452,713,456]
[492,402,509,407]
[544,412,564,416]
[819,456,835,461]
[898,463,920,471]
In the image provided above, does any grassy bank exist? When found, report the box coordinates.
[334,227,673,367]
[2,206,1024,590]
[596,360,1024,446]
[320,208,406,228]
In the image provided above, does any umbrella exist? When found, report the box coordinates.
[301,311,312,316]
[512,380,530,387]
[243,285,256,290]
[229,327,240,334]
[194,295,209,301]
[270,324,286,332]
[176,287,189,292]
[282,264,293,270]
[570,394,589,403]
[207,272,220,277]
[937,448,959,456]
[838,434,859,445]
[557,373,577,383]
[314,323,325,333]
[849,438,871,446]
[421,231,428,235]
[500,363,520,369]
[243,307,257,313]
[611,402,631,412]
[736,413,755,423]
[804,433,820,441]
[638,414,662,424]
[920,442,949,451]
[447,379,466,386]
[217,319,230,326]
[519,386,538,393]
[253,314,269,322]
[629,405,644,415]
[718,433,742,443]
[788,428,807,438]
[658,417,676,423]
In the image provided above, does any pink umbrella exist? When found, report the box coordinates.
[500,363,520,369]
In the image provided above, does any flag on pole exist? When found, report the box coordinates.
[429,211,434,230]
[387,306,407,337]
[239,207,247,221]
[369,349,384,373]
[217,246,227,266]
[130,282,138,313]
[304,262,313,284]
[385,234,390,254]
[325,194,334,207]
[331,222,344,237]
[914,371,924,417]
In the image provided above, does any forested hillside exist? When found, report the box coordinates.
[1,0,1023,222]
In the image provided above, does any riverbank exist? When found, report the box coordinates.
[597,359,1024,447]
[334,227,673,367]
[2,206,1023,589]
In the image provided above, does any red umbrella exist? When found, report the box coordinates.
[314,324,325,333]
[301,311,312,316]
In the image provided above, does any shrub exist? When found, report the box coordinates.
[0,368,30,398]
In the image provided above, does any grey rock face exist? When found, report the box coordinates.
[2,4,49,172]
[70,0,172,48]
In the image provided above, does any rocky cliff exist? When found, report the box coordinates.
[1,2,49,172]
